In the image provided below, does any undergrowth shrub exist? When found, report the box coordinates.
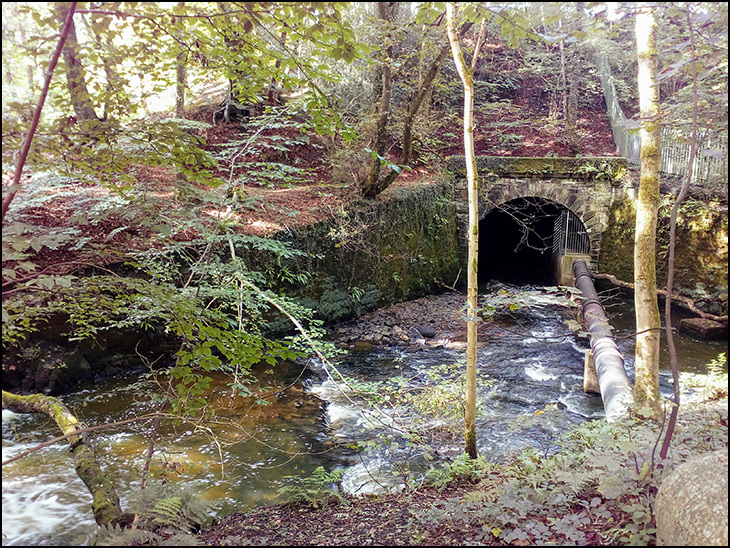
[278,466,344,509]
[418,395,728,546]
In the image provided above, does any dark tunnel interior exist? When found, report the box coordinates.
[478,198,565,285]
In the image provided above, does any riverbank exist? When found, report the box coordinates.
[329,284,566,350]
[198,397,728,546]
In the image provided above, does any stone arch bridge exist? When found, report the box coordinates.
[447,156,629,285]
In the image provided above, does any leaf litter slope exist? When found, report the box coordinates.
[4,76,618,280]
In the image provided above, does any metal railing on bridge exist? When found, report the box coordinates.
[595,54,728,188]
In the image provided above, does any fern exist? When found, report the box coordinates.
[92,524,162,546]
[278,466,344,508]
[151,496,185,528]
[90,482,210,546]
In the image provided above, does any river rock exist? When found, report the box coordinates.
[679,317,728,340]
[410,327,425,340]
[415,325,436,338]
[3,342,92,395]
[655,450,728,546]
[350,341,375,351]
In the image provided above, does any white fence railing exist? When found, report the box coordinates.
[595,54,727,187]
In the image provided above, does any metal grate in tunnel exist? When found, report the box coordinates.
[553,209,590,255]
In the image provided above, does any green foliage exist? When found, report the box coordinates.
[418,400,727,546]
[425,453,493,490]
[682,353,729,400]
[474,73,522,103]
[91,482,210,546]
[364,147,411,176]
[278,466,344,508]
[215,106,322,193]
[1,174,317,414]
[336,359,493,487]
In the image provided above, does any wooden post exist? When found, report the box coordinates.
[583,349,600,394]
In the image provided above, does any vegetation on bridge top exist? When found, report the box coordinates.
[446,156,629,180]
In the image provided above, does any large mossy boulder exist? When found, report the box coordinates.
[655,450,728,546]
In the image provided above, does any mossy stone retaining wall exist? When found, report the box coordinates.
[242,177,461,328]
[599,195,728,313]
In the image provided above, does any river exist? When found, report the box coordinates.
[2,284,726,546]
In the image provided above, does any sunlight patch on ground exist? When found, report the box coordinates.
[150,191,176,199]
[248,219,284,233]
[202,207,235,220]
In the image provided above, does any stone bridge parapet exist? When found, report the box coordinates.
[446,156,630,276]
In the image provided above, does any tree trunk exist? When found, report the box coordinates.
[447,3,485,459]
[558,7,579,153]
[633,3,662,417]
[659,6,701,460]
[175,3,187,118]
[399,21,474,166]
[55,2,100,123]
[361,2,399,198]
[399,44,450,166]
[363,10,472,196]
[2,390,127,527]
[2,2,76,224]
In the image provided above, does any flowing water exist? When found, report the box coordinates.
[2,284,726,546]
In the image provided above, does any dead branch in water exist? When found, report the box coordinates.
[591,272,728,324]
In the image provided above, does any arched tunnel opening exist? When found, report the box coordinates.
[478,197,588,285]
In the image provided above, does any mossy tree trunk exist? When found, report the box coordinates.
[633,3,662,417]
[447,3,486,459]
[2,390,126,527]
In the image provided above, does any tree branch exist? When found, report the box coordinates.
[591,271,728,323]
[2,390,131,526]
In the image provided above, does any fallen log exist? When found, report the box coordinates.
[2,390,130,527]
[591,272,728,324]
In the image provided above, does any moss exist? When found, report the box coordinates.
[599,196,728,294]
[245,178,460,328]
[446,156,628,181]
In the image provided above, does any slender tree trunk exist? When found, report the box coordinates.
[399,21,473,166]
[633,3,662,416]
[660,4,700,459]
[447,4,486,459]
[176,55,187,118]
[558,8,579,153]
[361,2,399,197]
[399,44,450,165]
[175,1,187,119]
[2,2,76,224]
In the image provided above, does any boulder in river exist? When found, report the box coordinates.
[679,317,728,340]
[415,325,436,338]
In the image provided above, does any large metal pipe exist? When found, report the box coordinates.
[573,259,634,421]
